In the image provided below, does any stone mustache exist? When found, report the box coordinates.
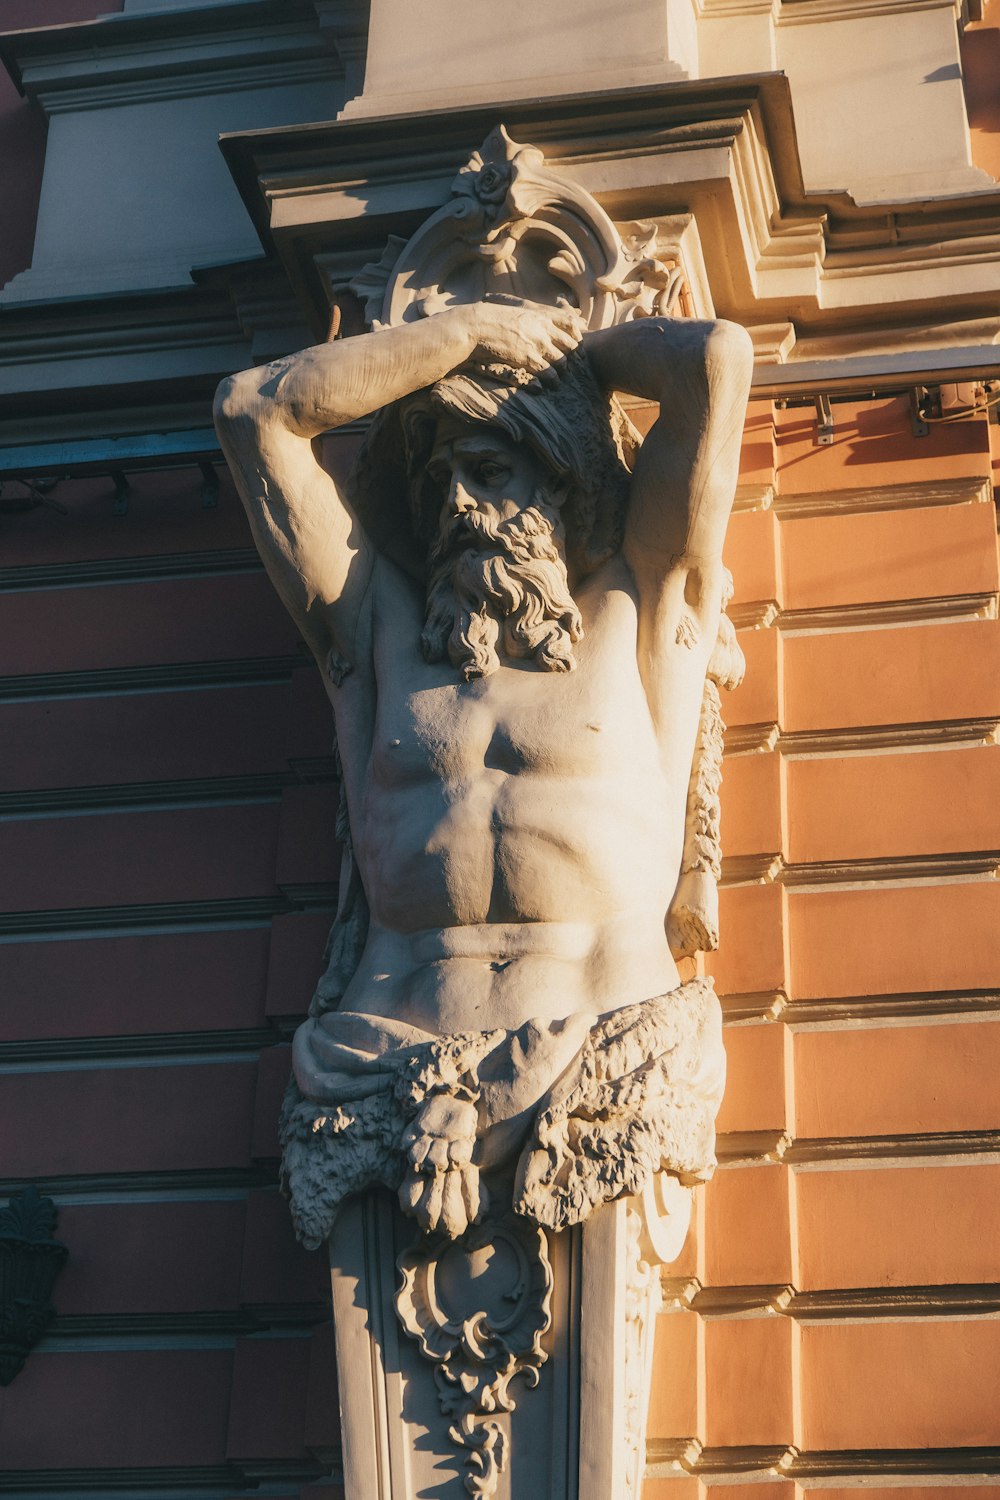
[215,127,752,1496]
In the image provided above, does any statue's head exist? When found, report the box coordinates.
[348,347,638,681]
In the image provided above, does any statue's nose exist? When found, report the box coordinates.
[450,480,478,515]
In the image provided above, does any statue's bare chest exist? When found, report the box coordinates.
[368,574,655,793]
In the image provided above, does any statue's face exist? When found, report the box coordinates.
[420,414,582,680]
[427,421,550,528]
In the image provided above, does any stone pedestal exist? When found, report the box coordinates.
[329,1178,691,1499]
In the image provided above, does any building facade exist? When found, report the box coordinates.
[1,1,999,1495]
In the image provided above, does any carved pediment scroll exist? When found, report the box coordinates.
[350,126,692,331]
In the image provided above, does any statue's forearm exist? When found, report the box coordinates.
[250,308,482,439]
[584,317,749,410]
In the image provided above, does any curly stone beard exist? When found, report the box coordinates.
[420,493,584,681]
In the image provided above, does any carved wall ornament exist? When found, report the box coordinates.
[0,1185,68,1386]
[623,1203,663,1497]
[395,1211,552,1496]
[349,125,692,332]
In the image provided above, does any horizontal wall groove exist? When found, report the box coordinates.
[0,1032,289,1073]
[0,1166,279,1202]
[0,889,336,940]
[661,1278,1000,1320]
[646,1439,1000,1479]
[38,1319,326,1354]
[0,1462,331,1494]
[725,716,1000,757]
[0,1028,284,1066]
[45,1311,319,1339]
[0,655,306,703]
[0,770,335,820]
[0,547,264,594]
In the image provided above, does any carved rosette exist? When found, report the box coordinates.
[395,1211,553,1495]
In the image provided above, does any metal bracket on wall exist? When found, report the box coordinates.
[814,392,834,446]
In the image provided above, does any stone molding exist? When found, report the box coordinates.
[218,78,1000,372]
[0,0,361,114]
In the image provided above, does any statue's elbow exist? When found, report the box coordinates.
[213,368,257,438]
[705,320,754,386]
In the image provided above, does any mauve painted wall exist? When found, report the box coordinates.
[0,1,124,287]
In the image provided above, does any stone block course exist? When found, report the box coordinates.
[788,881,1000,999]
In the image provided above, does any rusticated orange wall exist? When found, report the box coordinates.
[645,395,1000,1496]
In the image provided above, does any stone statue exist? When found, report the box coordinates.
[214,128,751,1255]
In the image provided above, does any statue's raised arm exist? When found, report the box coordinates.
[585,316,753,741]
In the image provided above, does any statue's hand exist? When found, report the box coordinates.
[398,1093,488,1239]
[464,302,585,381]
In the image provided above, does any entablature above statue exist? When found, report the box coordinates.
[219,77,1000,387]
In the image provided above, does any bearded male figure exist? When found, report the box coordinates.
[214,299,753,1250]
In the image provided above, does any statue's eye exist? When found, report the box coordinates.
[476,462,508,484]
